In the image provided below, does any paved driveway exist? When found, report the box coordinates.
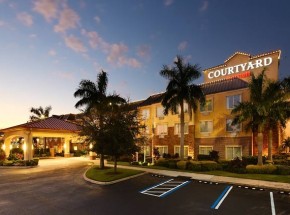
[0,158,289,215]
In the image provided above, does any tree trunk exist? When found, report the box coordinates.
[99,153,105,169]
[268,129,273,163]
[114,156,117,174]
[180,102,185,160]
[257,130,263,166]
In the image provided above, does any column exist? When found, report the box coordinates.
[3,138,11,158]
[24,132,33,160]
[64,138,71,157]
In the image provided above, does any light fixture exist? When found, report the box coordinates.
[89,143,93,150]
[23,143,27,151]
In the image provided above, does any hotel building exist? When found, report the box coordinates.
[135,50,286,160]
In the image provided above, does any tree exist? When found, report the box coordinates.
[29,106,52,121]
[101,103,142,173]
[160,56,205,160]
[262,80,290,162]
[232,71,290,165]
[232,71,267,165]
[74,71,125,169]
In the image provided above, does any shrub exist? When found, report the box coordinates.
[275,165,290,175]
[246,165,277,174]
[218,160,231,170]
[242,156,266,165]
[0,149,6,161]
[118,155,133,162]
[209,150,219,162]
[174,153,179,159]
[141,162,148,166]
[227,157,247,173]
[162,153,172,159]
[11,148,24,154]
[3,160,14,166]
[73,150,86,157]
[168,160,178,169]
[131,161,140,166]
[176,160,187,170]
[273,154,288,160]
[187,161,202,171]
[155,158,169,167]
[197,154,211,161]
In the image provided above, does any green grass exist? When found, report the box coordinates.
[107,161,290,184]
[86,166,143,182]
[203,171,290,183]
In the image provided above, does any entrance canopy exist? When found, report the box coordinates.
[0,116,82,160]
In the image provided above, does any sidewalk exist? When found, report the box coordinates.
[103,162,290,192]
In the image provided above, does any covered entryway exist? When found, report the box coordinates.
[0,117,82,160]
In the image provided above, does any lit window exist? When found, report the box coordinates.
[141,109,150,120]
[155,146,168,156]
[156,106,164,117]
[199,146,213,155]
[156,124,168,135]
[174,145,189,157]
[226,146,242,160]
[200,99,213,112]
[174,123,189,135]
[227,95,241,109]
[226,119,241,132]
[142,146,151,156]
[200,121,213,133]
[73,146,77,151]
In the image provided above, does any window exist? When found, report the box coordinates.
[141,109,150,120]
[174,145,189,157]
[226,146,242,160]
[226,119,241,132]
[200,121,213,133]
[227,94,241,109]
[199,146,213,155]
[200,99,213,112]
[155,146,168,156]
[176,102,189,114]
[156,124,168,135]
[174,123,189,135]
[156,106,164,117]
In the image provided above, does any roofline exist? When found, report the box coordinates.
[203,50,281,72]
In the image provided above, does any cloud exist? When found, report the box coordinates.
[178,41,188,51]
[55,71,74,80]
[29,34,37,38]
[107,43,141,68]
[54,7,80,33]
[94,16,101,24]
[164,0,174,6]
[82,30,109,50]
[33,0,59,22]
[48,49,56,56]
[17,12,33,26]
[137,45,151,59]
[0,20,5,27]
[200,0,209,12]
[64,35,87,53]
[82,30,140,68]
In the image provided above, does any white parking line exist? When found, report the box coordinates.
[270,192,276,215]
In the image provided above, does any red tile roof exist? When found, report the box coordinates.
[0,117,82,132]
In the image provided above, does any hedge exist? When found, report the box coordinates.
[246,165,277,174]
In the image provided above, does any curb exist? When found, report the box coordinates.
[83,166,146,185]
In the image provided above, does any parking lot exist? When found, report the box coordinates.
[0,158,289,215]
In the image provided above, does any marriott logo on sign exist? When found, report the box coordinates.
[207,57,273,79]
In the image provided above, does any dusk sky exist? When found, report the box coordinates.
[1,0,290,128]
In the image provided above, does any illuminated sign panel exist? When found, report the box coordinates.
[208,57,272,79]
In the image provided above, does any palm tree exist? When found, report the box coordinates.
[232,72,290,165]
[232,71,267,165]
[74,70,125,169]
[282,137,290,153]
[262,80,290,162]
[160,56,205,160]
[30,106,52,121]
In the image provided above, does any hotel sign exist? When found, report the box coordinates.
[208,57,273,79]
